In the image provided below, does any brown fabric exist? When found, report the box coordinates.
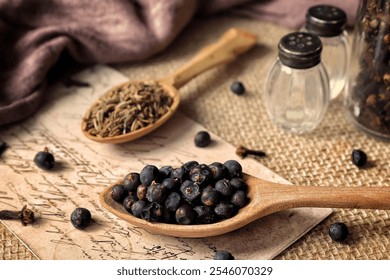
[0,0,359,127]
[3,15,390,260]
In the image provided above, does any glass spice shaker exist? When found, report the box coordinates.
[302,5,349,100]
[345,0,390,140]
[264,32,330,134]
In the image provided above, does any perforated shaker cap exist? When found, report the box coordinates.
[305,5,347,37]
[278,32,322,69]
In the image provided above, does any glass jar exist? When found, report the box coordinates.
[346,0,390,139]
[302,5,349,100]
[264,32,330,134]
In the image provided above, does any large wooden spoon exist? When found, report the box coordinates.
[100,173,390,238]
[82,28,257,144]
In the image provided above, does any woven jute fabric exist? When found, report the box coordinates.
[0,225,36,260]
[2,15,390,260]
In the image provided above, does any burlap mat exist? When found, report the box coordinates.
[2,15,390,260]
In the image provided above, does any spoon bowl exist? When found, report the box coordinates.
[100,173,390,238]
[82,28,257,143]
[81,81,181,144]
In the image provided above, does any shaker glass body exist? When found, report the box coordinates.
[302,29,349,100]
[264,59,330,134]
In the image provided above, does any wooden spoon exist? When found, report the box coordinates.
[100,173,390,238]
[82,28,257,144]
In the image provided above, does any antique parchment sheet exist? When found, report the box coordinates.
[0,65,331,259]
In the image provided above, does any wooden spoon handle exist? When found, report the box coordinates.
[160,28,257,88]
[271,184,390,211]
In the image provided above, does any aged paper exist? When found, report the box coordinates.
[0,65,331,259]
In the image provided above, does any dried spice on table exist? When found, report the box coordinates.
[0,205,35,226]
[235,145,266,159]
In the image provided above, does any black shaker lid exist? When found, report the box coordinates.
[278,32,322,69]
[305,5,347,37]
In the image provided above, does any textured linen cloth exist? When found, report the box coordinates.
[0,0,359,126]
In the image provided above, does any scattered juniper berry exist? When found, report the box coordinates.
[329,222,349,242]
[214,250,235,260]
[230,81,245,95]
[194,131,211,147]
[352,149,367,167]
[34,147,55,170]
[70,208,91,229]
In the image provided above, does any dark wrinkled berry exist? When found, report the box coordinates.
[34,148,55,170]
[159,165,173,177]
[329,222,349,242]
[201,185,220,206]
[189,164,212,186]
[140,165,160,186]
[161,178,177,191]
[170,167,187,184]
[175,204,196,225]
[123,172,141,192]
[123,194,138,213]
[180,180,201,202]
[231,190,248,208]
[352,149,367,167]
[131,200,147,218]
[215,179,234,197]
[194,131,211,147]
[209,162,229,181]
[70,208,91,229]
[111,185,127,203]
[146,183,166,203]
[214,250,235,260]
[229,177,248,192]
[162,208,175,223]
[214,201,236,219]
[224,160,242,178]
[230,81,245,95]
[165,192,181,212]
[136,184,147,200]
[182,161,199,172]
[194,205,216,224]
[141,202,164,222]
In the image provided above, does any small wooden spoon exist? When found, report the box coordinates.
[82,28,257,144]
[100,173,390,238]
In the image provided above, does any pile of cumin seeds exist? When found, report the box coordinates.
[82,81,173,138]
